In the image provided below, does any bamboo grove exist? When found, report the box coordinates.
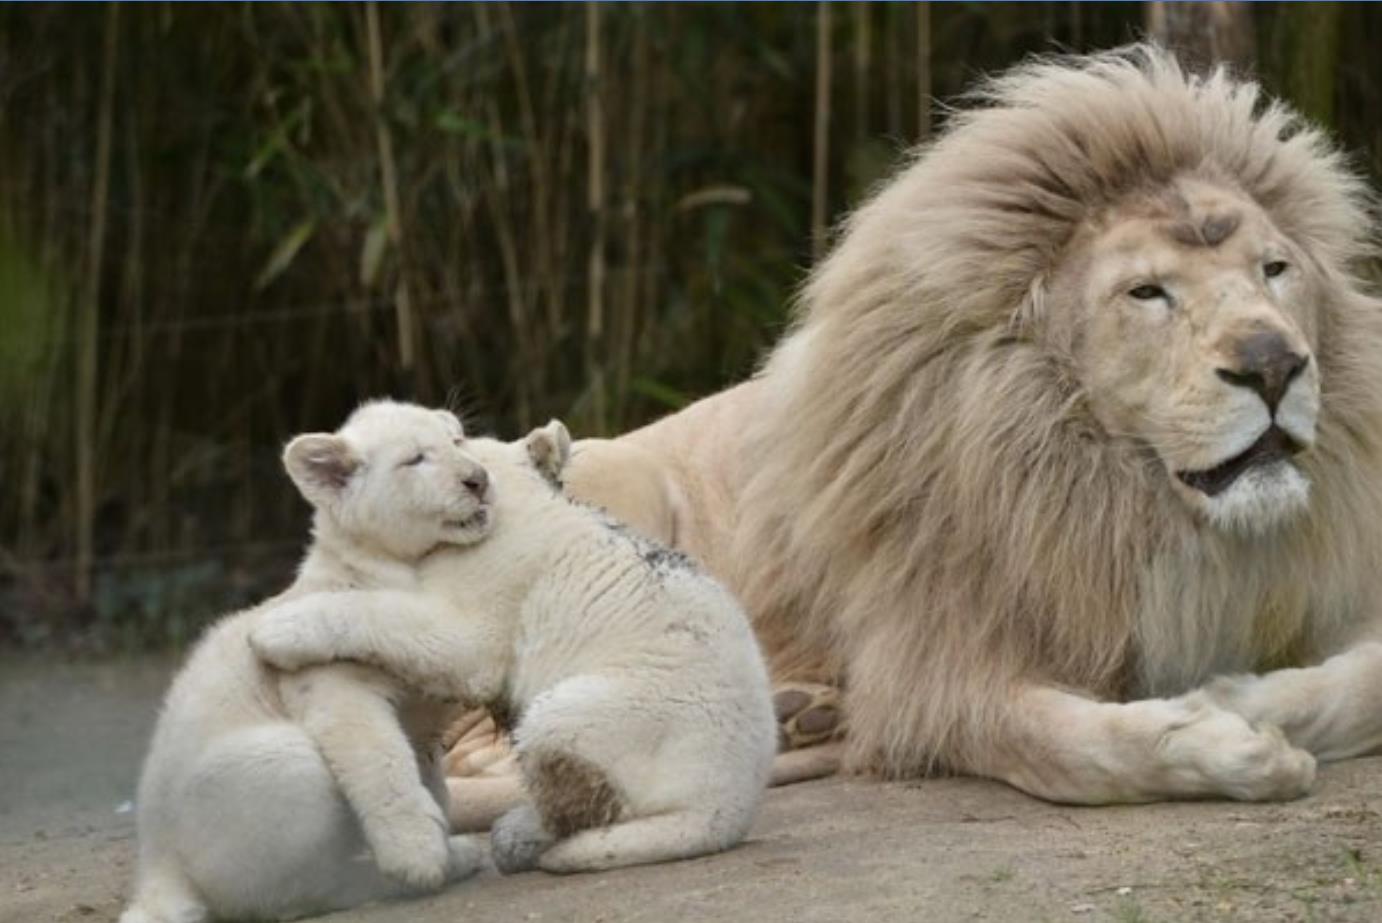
[1,3,1378,648]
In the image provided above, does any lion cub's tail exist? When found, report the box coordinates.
[119,866,207,923]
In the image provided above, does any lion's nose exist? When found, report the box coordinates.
[461,467,489,499]
[1215,330,1308,414]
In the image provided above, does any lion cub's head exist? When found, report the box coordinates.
[463,419,573,497]
[1047,174,1321,533]
[284,400,494,560]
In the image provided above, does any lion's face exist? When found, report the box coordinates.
[1059,176,1321,533]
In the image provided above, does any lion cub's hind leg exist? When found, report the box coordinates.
[494,751,733,875]
[174,724,402,921]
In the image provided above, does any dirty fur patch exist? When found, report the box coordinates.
[588,507,696,576]
[524,751,624,838]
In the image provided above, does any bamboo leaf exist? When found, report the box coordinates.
[629,377,692,410]
[359,216,390,288]
[434,109,506,143]
[253,219,316,291]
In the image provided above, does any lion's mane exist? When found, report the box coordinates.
[732,46,1382,776]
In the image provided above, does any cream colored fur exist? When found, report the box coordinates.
[121,402,499,923]
[252,422,778,874]
[566,46,1382,803]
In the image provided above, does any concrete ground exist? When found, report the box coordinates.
[3,656,1381,923]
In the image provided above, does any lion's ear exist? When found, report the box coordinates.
[524,419,572,483]
[283,434,360,507]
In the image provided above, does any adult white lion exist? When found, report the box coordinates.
[562,45,1382,804]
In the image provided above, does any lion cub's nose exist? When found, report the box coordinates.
[1215,330,1308,414]
[461,468,489,499]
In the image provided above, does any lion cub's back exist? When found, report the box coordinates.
[138,606,284,798]
[517,512,770,694]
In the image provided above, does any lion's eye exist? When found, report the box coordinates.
[1128,284,1168,302]
[401,452,426,468]
[452,437,464,448]
[1263,260,1289,279]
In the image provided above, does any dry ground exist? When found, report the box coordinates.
[3,656,1381,923]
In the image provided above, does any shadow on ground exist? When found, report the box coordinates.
[3,656,1380,923]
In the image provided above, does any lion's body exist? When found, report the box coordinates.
[565,47,1382,800]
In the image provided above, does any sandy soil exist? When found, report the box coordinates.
[3,655,1381,923]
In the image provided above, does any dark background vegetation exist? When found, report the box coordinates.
[1,3,1378,651]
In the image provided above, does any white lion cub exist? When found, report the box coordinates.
[251,420,778,874]
[122,402,504,923]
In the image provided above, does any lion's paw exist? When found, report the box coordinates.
[774,682,844,752]
[1164,705,1315,802]
[490,804,552,875]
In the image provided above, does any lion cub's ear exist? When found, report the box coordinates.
[283,434,361,507]
[433,409,464,438]
[524,419,572,484]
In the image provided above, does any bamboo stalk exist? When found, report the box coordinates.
[812,3,832,261]
[585,3,607,431]
[854,3,870,142]
[916,3,931,142]
[615,8,649,426]
[885,4,902,138]
[497,3,559,374]
[366,1,417,381]
[74,2,120,602]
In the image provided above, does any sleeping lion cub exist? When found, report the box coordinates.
[251,419,778,874]
[122,402,502,923]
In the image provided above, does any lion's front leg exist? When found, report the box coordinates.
[1188,641,1382,762]
[980,685,1316,804]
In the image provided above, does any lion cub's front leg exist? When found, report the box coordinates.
[280,665,484,890]
[251,590,507,704]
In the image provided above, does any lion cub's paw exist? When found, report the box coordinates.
[445,834,489,882]
[366,803,452,891]
[774,682,844,752]
[248,606,337,672]
[490,804,553,875]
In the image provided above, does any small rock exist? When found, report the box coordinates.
[1070,904,1095,914]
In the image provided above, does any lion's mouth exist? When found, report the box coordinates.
[1176,426,1303,497]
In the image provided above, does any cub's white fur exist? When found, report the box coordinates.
[252,421,778,874]
[121,402,501,923]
